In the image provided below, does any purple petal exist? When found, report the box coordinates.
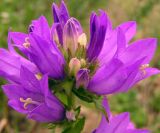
[52,0,70,26]
[88,58,144,95]
[8,99,28,114]
[28,33,65,79]
[30,16,50,41]
[87,11,108,62]
[27,103,65,122]
[118,21,137,43]
[51,23,63,45]
[116,28,126,56]
[118,38,157,65]
[40,75,64,111]
[130,67,160,87]
[9,32,29,56]
[98,29,118,65]
[20,66,41,93]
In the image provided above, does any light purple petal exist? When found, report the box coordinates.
[27,103,65,122]
[52,0,70,26]
[28,33,65,79]
[118,38,157,65]
[118,21,137,43]
[30,16,50,41]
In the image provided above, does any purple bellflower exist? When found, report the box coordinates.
[0,1,159,129]
[2,66,65,122]
[9,16,65,80]
[93,98,150,133]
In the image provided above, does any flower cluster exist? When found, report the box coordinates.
[0,1,159,132]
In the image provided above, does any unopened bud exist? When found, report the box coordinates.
[80,58,86,67]
[76,68,89,88]
[78,33,87,47]
[69,58,81,76]
[66,110,76,121]
[63,18,83,56]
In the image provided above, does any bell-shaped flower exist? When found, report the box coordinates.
[93,98,150,133]
[87,28,160,95]
[2,66,65,122]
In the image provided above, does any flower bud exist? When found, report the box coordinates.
[78,33,87,48]
[69,58,81,76]
[80,58,86,67]
[76,68,90,88]
[66,110,76,121]
[63,18,82,56]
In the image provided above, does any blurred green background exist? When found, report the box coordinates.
[0,0,160,132]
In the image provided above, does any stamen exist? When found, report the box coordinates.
[139,64,149,75]
[23,37,30,48]
[20,97,40,109]
[35,73,42,80]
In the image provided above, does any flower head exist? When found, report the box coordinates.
[2,66,65,122]
[93,98,150,133]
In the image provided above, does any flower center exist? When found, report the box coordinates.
[139,64,149,75]
[20,97,40,109]
[23,37,30,48]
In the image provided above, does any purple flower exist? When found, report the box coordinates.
[93,98,150,133]
[2,66,65,122]
[87,26,160,95]
[9,16,65,80]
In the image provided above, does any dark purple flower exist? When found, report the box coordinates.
[2,66,65,122]
[93,98,150,133]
